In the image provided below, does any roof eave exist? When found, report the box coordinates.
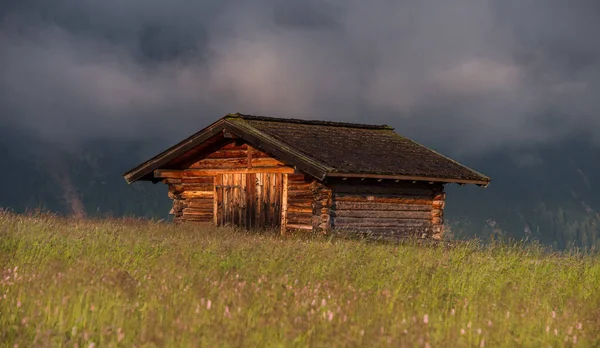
[325,172,491,187]
[122,118,228,184]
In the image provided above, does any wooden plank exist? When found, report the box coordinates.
[190,158,248,169]
[183,168,294,176]
[281,174,288,235]
[331,210,432,219]
[287,206,312,213]
[154,169,182,179]
[333,195,433,205]
[182,209,214,217]
[182,177,214,184]
[213,175,220,225]
[332,201,432,211]
[221,143,248,150]
[181,183,213,191]
[186,200,214,210]
[180,191,214,199]
[286,224,313,230]
[251,157,287,168]
[332,217,432,227]
[205,150,247,159]
[256,173,262,229]
[247,173,256,229]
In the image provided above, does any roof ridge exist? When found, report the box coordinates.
[225,113,394,130]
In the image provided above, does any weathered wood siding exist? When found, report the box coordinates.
[161,141,292,225]
[328,179,445,239]
[215,172,283,229]
[284,174,314,231]
[165,175,214,223]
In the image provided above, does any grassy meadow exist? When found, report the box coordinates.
[1,211,600,347]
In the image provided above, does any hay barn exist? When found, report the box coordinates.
[123,113,490,240]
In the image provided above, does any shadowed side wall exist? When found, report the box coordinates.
[327,178,446,240]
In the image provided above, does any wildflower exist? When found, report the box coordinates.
[90,305,96,312]
[425,343,431,348]
[451,308,456,316]
[554,328,558,336]
[477,328,482,335]
[460,329,466,335]
[506,311,510,319]
[546,326,550,333]
[207,300,212,310]
[224,306,231,318]
[552,311,557,319]
[88,343,95,348]
[17,300,21,308]
[568,326,573,335]
[480,338,485,348]
[573,335,578,344]
[327,311,334,322]
[467,321,472,329]
[321,299,326,307]
[117,328,124,343]
[487,320,493,327]
[423,314,429,324]
[360,330,364,336]
[576,322,583,330]
[195,305,200,314]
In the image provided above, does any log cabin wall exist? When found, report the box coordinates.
[283,174,316,232]
[327,178,445,240]
[161,141,293,225]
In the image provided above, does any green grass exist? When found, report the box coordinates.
[1,211,599,347]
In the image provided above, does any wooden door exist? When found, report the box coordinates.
[215,173,283,229]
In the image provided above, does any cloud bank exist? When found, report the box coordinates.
[1,0,599,155]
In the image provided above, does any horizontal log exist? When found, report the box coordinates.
[285,224,313,231]
[168,184,184,194]
[183,168,294,176]
[287,211,313,221]
[333,228,431,237]
[432,200,445,209]
[331,185,435,197]
[178,215,213,223]
[331,210,431,219]
[180,191,214,199]
[288,183,313,191]
[250,157,287,167]
[287,206,313,213]
[182,208,213,215]
[431,209,443,218]
[162,178,182,185]
[332,217,432,227]
[221,143,248,150]
[332,202,432,211]
[432,217,443,225]
[185,201,213,210]
[205,150,247,159]
[191,158,248,169]
[181,183,213,191]
[333,195,433,205]
[181,176,214,184]
[155,170,182,179]
[287,191,314,199]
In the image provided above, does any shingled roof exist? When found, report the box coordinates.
[123,113,491,186]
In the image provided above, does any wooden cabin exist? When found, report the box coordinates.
[123,113,490,240]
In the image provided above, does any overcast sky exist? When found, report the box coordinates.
[1,0,599,156]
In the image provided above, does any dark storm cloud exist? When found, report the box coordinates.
[1,0,599,155]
